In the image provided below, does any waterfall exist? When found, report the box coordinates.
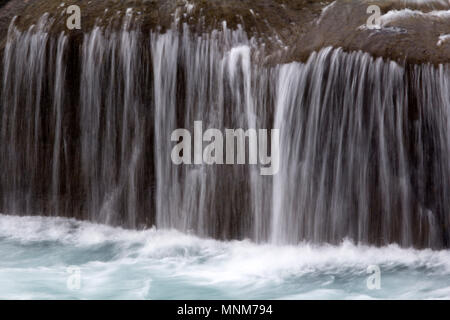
[272,49,450,248]
[1,17,449,248]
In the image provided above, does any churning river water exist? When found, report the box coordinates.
[0,214,449,299]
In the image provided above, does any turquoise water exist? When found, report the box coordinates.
[0,214,449,299]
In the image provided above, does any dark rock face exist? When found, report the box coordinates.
[299,0,450,65]
[0,0,330,65]
[1,0,450,64]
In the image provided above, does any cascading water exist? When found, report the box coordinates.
[1,15,449,250]
[273,49,450,248]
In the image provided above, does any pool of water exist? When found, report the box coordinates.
[0,214,449,299]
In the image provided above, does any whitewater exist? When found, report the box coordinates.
[0,214,449,299]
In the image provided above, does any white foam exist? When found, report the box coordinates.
[1,214,449,299]
[380,8,450,25]
[1,214,450,275]
[437,34,450,46]
[399,0,450,5]
[0,214,149,245]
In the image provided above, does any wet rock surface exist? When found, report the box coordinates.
[0,0,449,64]
[300,0,450,65]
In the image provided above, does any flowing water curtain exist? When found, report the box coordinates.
[50,32,68,217]
[1,16,450,247]
[1,15,62,216]
[272,49,402,245]
[152,23,268,239]
[272,49,450,248]
[411,63,450,247]
[80,25,148,227]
